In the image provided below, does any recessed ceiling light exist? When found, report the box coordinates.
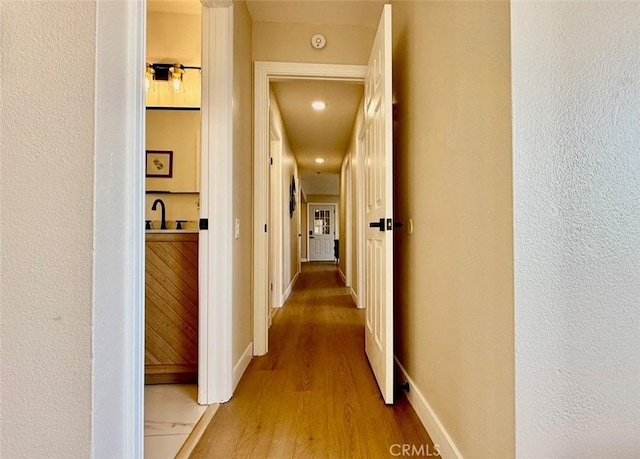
[311,101,326,111]
[315,158,325,164]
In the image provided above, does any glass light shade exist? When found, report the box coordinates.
[169,65,185,94]
[145,64,155,93]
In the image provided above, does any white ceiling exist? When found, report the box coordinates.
[272,80,363,177]
[245,0,386,28]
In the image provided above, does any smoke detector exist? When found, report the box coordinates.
[311,34,326,49]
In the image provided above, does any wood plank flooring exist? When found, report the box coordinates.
[190,262,437,458]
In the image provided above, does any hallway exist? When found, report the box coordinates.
[190,262,436,458]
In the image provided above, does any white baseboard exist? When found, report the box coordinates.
[394,357,463,459]
[281,271,299,306]
[350,287,359,307]
[301,258,308,262]
[233,342,253,391]
[338,267,347,284]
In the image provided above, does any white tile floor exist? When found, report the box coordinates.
[144,384,207,459]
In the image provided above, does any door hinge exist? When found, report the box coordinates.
[199,218,208,230]
[270,157,273,165]
[264,224,268,232]
[270,283,273,291]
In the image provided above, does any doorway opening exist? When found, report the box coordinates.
[143,1,206,456]
[253,62,367,358]
[308,203,338,262]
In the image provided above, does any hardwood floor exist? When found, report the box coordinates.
[190,262,437,458]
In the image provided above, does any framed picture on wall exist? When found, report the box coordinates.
[289,175,296,218]
[146,150,173,178]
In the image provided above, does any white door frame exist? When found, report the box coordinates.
[253,62,366,356]
[343,155,353,286]
[356,123,366,310]
[94,0,146,455]
[198,2,234,405]
[268,116,283,324]
[307,203,338,262]
[93,2,234,455]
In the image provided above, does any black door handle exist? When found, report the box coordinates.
[369,218,386,232]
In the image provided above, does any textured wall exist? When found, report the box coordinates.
[512,2,640,457]
[232,0,254,364]
[392,1,514,457]
[0,1,95,457]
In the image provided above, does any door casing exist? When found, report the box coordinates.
[253,62,367,356]
[268,118,282,325]
[307,203,338,262]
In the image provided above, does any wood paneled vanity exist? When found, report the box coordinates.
[145,232,198,384]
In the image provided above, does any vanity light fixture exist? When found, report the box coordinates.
[312,101,326,111]
[315,158,325,164]
[145,63,201,93]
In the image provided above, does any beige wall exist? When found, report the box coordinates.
[146,110,200,197]
[147,11,201,65]
[253,21,375,65]
[270,91,300,295]
[0,1,96,457]
[338,98,363,295]
[232,0,254,364]
[283,149,300,290]
[307,194,339,204]
[392,1,514,457]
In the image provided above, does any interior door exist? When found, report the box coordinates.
[308,204,336,261]
[268,137,276,324]
[363,4,394,404]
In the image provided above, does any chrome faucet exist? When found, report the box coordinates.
[151,199,167,230]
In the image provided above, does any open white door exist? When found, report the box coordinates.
[363,4,394,404]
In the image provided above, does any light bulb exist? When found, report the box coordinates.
[168,64,185,94]
[170,76,183,93]
[312,101,326,110]
[145,64,155,93]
